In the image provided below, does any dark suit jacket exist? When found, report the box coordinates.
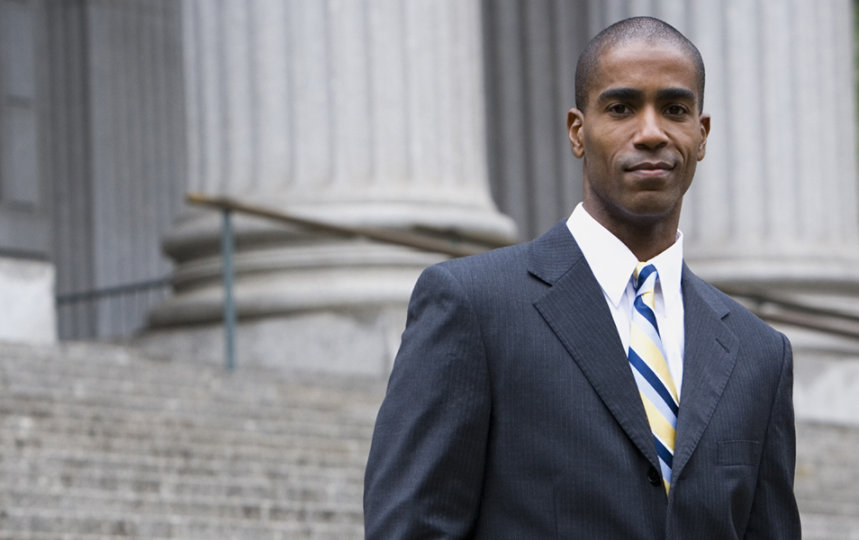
[364,222,800,539]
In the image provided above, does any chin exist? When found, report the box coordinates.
[619,202,681,224]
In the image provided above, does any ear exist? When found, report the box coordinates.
[696,113,711,161]
[567,108,586,158]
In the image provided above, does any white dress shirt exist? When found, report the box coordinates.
[566,203,685,398]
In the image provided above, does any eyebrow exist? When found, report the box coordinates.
[596,87,696,104]
[597,87,643,104]
[656,88,696,103]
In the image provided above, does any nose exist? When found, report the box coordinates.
[632,107,668,151]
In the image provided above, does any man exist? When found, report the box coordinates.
[364,16,800,539]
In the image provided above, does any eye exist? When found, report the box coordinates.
[664,104,689,116]
[606,103,632,115]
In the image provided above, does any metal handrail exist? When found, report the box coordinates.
[55,276,172,340]
[184,192,511,370]
[728,291,859,342]
[735,292,859,324]
[56,276,171,305]
[220,210,237,372]
[185,192,508,258]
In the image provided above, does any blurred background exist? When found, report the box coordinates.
[1,0,858,537]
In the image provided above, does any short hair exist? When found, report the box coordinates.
[575,16,705,113]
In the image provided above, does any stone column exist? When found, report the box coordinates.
[682,0,859,426]
[145,0,516,374]
[0,0,56,344]
[47,0,185,339]
[589,0,859,424]
[681,0,859,292]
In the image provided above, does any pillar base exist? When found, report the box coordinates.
[791,348,859,427]
[689,252,859,427]
[144,236,438,375]
[687,250,859,293]
[137,303,406,376]
[144,197,516,374]
[0,257,57,344]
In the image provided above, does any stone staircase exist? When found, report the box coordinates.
[0,341,384,539]
[0,340,857,539]
[796,421,859,539]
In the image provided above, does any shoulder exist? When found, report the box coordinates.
[424,220,578,289]
[411,242,532,309]
[683,268,788,348]
[437,240,531,277]
[407,222,575,319]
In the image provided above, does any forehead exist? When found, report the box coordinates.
[590,40,698,100]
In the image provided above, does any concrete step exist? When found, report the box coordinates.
[0,487,362,523]
[795,421,859,522]
[0,340,380,538]
[0,396,378,439]
[0,532,171,540]
[0,450,365,483]
[0,369,384,411]
[0,506,363,539]
[0,341,383,396]
[0,465,363,504]
[5,340,859,537]
[0,447,366,486]
[0,428,369,466]
[0,461,364,506]
[800,513,859,540]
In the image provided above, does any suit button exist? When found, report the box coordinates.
[647,467,661,486]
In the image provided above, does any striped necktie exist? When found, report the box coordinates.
[627,263,679,494]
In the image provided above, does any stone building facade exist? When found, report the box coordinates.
[1,0,858,423]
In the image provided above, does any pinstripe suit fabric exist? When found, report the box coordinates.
[364,222,800,539]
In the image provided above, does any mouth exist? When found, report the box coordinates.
[624,161,675,180]
[626,161,674,172]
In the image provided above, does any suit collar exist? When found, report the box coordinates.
[527,221,582,285]
[530,224,660,467]
[529,228,740,485]
[671,268,738,484]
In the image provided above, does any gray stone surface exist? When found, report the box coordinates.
[45,0,186,340]
[0,340,857,538]
[481,0,585,240]
[140,304,408,376]
[0,0,52,259]
[797,421,859,538]
[149,0,517,371]
[680,0,859,285]
[0,340,383,539]
[794,350,859,427]
[0,258,55,344]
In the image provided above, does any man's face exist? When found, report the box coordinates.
[567,40,710,233]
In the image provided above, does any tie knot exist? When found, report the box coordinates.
[633,263,658,294]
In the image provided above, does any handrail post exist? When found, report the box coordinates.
[221,209,237,372]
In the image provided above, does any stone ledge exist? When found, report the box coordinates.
[794,353,859,426]
[0,506,363,538]
[0,488,363,522]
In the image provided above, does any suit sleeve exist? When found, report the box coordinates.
[363,263,491,539]
[744,333,802,538]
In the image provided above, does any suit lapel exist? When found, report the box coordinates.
[528,225,742,480]
[671,268,739,481]
[530,223,659,468]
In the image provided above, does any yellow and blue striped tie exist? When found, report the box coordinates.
[628,263,679,494]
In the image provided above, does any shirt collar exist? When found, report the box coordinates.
[566,203,684,308]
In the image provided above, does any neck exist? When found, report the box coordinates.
[617,224,677,261]
[582,202,680,261]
